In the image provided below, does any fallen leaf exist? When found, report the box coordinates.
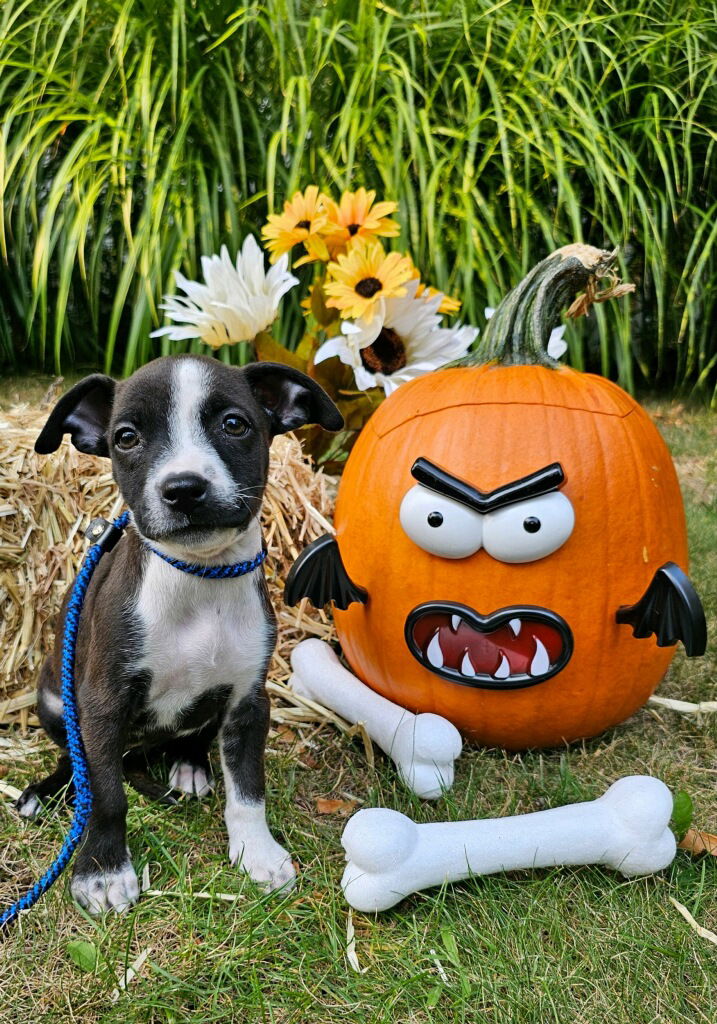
[429,947,449,983]
[253,331,306,371]
[315,797,357,816]
[67,940,98,972]
[678,828,717,857]
[671,790,694,839]
[145,888,243,903]
[346,721,375,769]
[427,984,443,1008]
[346,910,369,973]
[669,897,717,947]
[276,726,298,744]
[648,695,717,714]
[0,780,23,802]
[110,948,151,1002]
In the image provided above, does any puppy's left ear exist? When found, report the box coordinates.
[244,362,343,435]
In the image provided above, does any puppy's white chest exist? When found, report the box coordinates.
[136,558,270,730]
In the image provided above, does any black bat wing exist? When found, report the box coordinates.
[616,562,707,656]
[285,534,368,610]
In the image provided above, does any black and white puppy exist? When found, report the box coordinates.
[18,354,342,914]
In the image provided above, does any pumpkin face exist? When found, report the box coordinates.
[331,251,691,750]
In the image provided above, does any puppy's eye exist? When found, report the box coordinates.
[222,414,250,437]
[114,428,140,451]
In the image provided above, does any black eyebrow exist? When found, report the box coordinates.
[410,458,566,514]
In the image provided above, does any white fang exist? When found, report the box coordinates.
[494,653,511,679]
[508,618,522,637]
[427,631,444,669]
[530,637,550,676]
[451,615,461,632]
[460,651,475,676]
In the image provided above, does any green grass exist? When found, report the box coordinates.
[1,398,716,1023]
[1,1,717,398]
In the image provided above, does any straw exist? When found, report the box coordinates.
[0,401,341,733]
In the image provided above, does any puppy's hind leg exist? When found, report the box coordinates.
[164,724,217,798]
[17,658,73,819]
[16,753,73,820]
[122,747,179,806]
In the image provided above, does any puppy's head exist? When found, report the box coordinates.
[36,355,342,552]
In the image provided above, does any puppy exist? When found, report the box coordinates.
[17,354,342,914]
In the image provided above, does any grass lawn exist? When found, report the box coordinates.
[0,397,715,1024]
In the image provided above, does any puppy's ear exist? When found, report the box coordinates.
[244,362,343,436]
[35,374,116,456]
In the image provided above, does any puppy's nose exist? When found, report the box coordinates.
[160,473,208,512]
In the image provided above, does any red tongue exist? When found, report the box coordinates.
[413,614,563,675]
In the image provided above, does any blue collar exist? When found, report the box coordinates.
[144,543,267,579]
[84,512,266,579]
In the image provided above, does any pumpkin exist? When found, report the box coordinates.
[329,245,702,750]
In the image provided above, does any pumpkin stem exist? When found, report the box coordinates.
[469,244,635,367]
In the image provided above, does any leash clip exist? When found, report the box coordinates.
[85,517,124,553]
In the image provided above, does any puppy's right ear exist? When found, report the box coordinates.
[35,374,116,456]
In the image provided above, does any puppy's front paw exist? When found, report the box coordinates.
[71,861,139,915]
[230,835,296,892]
[169,760,213,797]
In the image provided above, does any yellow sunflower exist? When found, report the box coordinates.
[322,187,399,257]
[261,185,329,264]
[415,281,462,315]
[324,239,413,320]
[405,257,462,314]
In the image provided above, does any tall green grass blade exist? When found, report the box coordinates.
[0,0,715,393]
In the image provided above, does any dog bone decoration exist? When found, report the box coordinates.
[289,639,462,799]
[340,776,676,912]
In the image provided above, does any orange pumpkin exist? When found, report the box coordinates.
[327,246,704,750]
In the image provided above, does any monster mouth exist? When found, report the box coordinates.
[405,602,573,690]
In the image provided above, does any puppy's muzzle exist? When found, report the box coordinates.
[160,473,208,514]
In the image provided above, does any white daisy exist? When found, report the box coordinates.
[151,236,298,349]
[315,279,478,396]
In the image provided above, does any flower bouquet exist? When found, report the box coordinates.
[153,186,480,468]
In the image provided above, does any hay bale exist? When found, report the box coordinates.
[0,401,339,731]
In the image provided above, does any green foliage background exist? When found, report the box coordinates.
[1,0,716,396]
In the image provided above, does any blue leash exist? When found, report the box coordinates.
[0,511,130,929]
[1,513,266,929]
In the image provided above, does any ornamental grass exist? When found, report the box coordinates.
[1,0,716,400]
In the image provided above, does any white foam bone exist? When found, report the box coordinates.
[289,639,462,799]
[341,776,676,912]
